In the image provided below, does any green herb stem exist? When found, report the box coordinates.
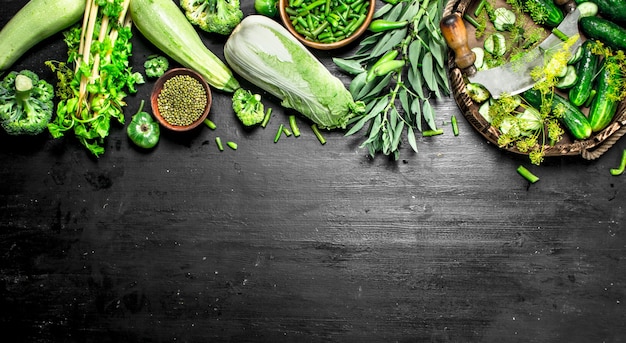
[552,28,569,42]
[311,124,326,145]
[261,107,272,128]
[274,123,285,143]
[517,165,540,183]
[289,115,301,137]
[463,14,482,29]
[204,118,217,130]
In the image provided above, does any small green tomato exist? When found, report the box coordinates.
[127,101,160,149]
[254,0,278,17]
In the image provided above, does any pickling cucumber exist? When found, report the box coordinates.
[0,0,86,71]
[588,56,620,132]
[576,0,626,24]
[556,65,577,89]
[522,88,592,140]
[579,16,626,51]
[568,40,599,106]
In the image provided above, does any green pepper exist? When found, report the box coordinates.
[127,100,160,149]
[368,19,409,33]
[255,0,278,17]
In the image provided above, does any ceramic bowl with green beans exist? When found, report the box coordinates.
[150,68,212,132]
[279,0,376,50]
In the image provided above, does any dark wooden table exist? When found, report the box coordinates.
[1,1,625,342]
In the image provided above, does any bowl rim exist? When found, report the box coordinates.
[150,68,212,132]
[278,0,376,50]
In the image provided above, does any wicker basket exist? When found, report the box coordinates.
[443,0,626,160]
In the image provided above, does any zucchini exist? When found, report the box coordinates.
[568,40,599,106]
[556,65,578,89]
[129,0,240,92]
[579,16,626,51]
[581,0,626,24]
[0,0,86,72]
[588,56,620,132]
[524,0,564,27]
[522,88,592,140]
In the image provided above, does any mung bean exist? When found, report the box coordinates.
[157,74,207,127]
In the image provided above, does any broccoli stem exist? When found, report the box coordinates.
[14,74,34,106]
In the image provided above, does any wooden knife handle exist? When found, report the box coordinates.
[440,13,476,75]
[554,0,576,12]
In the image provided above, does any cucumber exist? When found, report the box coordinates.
[524,0,564,27]
[556,65,578,89]
[588,56,620,132]
[129,0,240,92]
[493,8,516,31]
[522,88,592,140]
[568,40,599,106]
[568,44,583,65]
[0,0,86,72]
[577,2,599,17]
[579,16,626,51]
[580,0,626,24]
[484,33,506,57]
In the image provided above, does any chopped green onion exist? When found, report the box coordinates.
[274,124,285,143]
[261,107,272,128]
[289,115,301,137]
[610,149,626,176]
[311,124,326,145]
[422,129,444,137]
[451,115,459,136]
[203,119,217,130]
[517,165,539,183]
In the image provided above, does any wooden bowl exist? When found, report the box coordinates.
[278,0,376,50]
[150,68,212,132]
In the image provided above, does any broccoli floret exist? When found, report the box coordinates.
[180,0,243,35]
[0,70,54,136]
[232,88,265,127]
[144,55,169,78]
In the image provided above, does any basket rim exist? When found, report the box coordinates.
[443,0,626,160]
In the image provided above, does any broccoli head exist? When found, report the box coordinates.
[180,0,243,35]
[0,70,54,136]
[144,55,169,78]
[232,88,265,127]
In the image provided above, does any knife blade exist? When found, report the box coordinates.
[440,4,582,99]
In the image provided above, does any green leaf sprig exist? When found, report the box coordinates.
[333,0,450,160]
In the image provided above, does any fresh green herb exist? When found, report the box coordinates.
[610,149,626,176]
[47,0,143,157]
[333,0,450,159]
[517,165,539,183]
[0,70,54,136]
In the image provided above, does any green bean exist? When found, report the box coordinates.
[289,115,301,137]
[215,137,224,151]
[274,123,284,143]
[311,124,326,145]
[287,0,369,44]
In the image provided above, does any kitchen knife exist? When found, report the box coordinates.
[440,0,582,99]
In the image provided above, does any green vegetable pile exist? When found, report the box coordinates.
[333,0,450,159]
[0,70,54,136]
